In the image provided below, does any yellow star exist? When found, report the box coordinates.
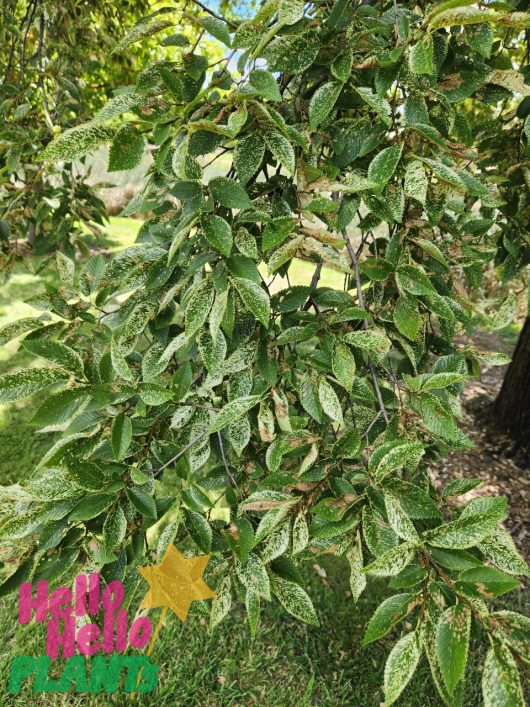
[138,545,215,621]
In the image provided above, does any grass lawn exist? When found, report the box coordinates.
[0,217,527,706]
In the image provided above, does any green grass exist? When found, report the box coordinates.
[0,217,527,706]
[2,555,527,706]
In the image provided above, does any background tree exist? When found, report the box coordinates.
[0,0,230,267]
[490,86,530,447]
[1,2,530,706]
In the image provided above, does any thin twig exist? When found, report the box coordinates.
[188,0,237,27]
[37,14,54,132]
[303,259,323,311]
[154,430,205,477]
[342,227,389,424]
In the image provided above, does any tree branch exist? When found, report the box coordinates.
[303,259,323,311]
[188,0,237,27]
[342,227,389,424]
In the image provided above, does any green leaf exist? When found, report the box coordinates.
[384,632,422,706]
[21,339,84,377]
[126,486,157,520]
[318,378,343,424]
[354,87,392,128]
[184,508,212,552]
[185,279,214,336]
[396,265,437,295]
[249,69,282,101]
[114,16,174,52]
[409,36,434,75]
[404,160,428,204]
[443,478,482,498]
[367,144,403,189]
[384,495,419,542]
[234,133,265,184]
[69,494,115,522]
[363,592,416,644]
[232,277,270,326]
[342,329,391,355]
[42,123,114,161]
[369,439,425,482]
[332,342,356,389]
[196,16,232,46]
[31,388,90,428]
[423,512,502,549]
[298,372,323,423]
[394,297,421,340]
[209,177,251,209]
[201,214,233,257]
[278,0,305,25]
[478,527,529,576]
[237,553,271,600]
[111,413,133,461]
[482,643,525,707]
[108,124,145,172]
[364,542,416,577]
[268,235,303,273]
[436,603,471,694]
[0,318,45,346]
[331,48,354,82]
[292,513,309,555]
[309,82,342,129]
[209,395,262,433]
[346,531,366,603]
[271,574,319,625]
[111,340,135,384]
[404,372,468,392]
[456,566,521,598]
[491,292,517,331]
[259,522,290,563]
[103,504,127,549]
[414,238,449,269]
[332,428,362,459]
[210,575,232,629]
[0,369,69,403]
[64,459,105,491]
[422,158,466,190]
[245,589,260,635]
[264,129,296,176]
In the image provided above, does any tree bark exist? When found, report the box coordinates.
[494,317,530,447]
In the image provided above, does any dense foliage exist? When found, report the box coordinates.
[0,0,156,266]
[1,1,530,704]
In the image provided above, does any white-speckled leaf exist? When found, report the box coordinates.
[0,368,69,403]
[232,277,270,326]
[210,574,232,629]
[271,574,319,625]
[318,378,343,424]
[346,531,366,602]
[384,632,422,705]
[482,643,525,707]
[292,513,309,555]
[236,553,271,600]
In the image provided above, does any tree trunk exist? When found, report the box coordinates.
[494,317,530,447]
